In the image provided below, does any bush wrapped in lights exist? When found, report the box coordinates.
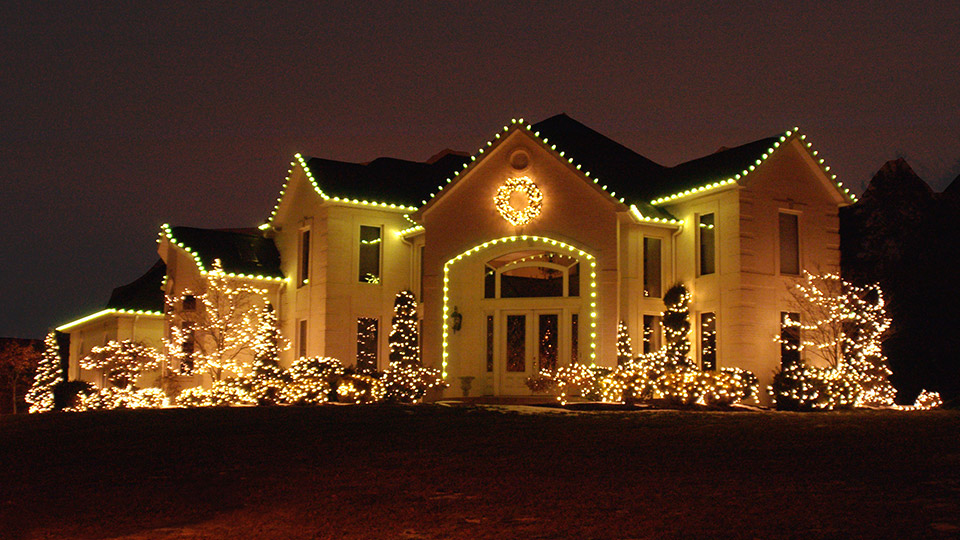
[280,356,345,405]
[74,386,168,411]
[381,363,446,402]
[177,378,258,407]
[771,272,898,410]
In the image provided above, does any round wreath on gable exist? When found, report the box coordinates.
[494,176,543,226]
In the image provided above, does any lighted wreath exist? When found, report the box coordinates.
[494,176,543,226]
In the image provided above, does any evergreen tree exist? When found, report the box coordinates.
[247,303,289,404]
[389,290,420,366]
[616,321,633,365]
[662,283,692,369]
[26,332,64,413]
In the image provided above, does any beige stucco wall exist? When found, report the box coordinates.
[419,129,623,395]
[67,313,165,388]
[660,138,844,399]
[272,167,414,371]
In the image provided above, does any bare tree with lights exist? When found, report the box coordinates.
[166,259,268,382]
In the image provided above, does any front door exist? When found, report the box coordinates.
[499,310,560,395]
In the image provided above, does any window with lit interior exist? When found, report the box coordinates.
[698,213,715,276]
[359,226,381,283]
[298,229,310,287]
[483,250,579,299]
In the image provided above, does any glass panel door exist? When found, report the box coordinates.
[538,313,558,371]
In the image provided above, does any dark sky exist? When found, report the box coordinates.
[2,1,958,339]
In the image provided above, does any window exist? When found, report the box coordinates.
[298,320,308,359]
[780,312,801,368]
[182,295,196,311]
[698,213,716,275]
[700,312,717,371]
[298,229,310,287]
[779,212,800,275]
[485,315,494,373]
[571,314,579,364]
[357,317,378,371]
[643,237,662,297]
[180,322,195,373]
[483,250,580,299]
[419,245,425,299]
[359,226,381,283]
[643,315,662,353]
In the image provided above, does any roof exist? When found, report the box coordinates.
[532,114,781,203]
[106,260,166,312]
[167,226,283,279]
[289,114,839,216]
[303,151,470,207]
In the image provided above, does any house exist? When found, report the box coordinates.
[58,114,855,401]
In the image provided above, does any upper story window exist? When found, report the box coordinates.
[698,213,716,276]
[298,229,310,287]
[643,237,662,297]
[182,295,196,311]
[359,225,381,283]
[482,250,579,299]
[779,212,800,275]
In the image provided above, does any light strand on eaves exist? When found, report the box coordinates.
[649,128,858,206]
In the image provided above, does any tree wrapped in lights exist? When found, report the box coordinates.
[81,340,163,388]
[662,284,693,369]
[771,272,897,410]
[26,332,63,413]
[245,303,290,404]
[166,259,268,381]
[388,290,420,366]
[616,321,633,366]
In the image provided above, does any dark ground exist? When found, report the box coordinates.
[1,405,958,539]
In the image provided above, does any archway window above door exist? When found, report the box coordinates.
[483,250,580,299]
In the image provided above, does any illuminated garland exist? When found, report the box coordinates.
[494,176,543,226]
[56,308,164,332]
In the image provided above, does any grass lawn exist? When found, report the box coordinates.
[2,405,959,539]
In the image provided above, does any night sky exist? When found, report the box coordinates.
[2,1,958,339]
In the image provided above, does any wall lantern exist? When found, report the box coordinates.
[450,306,463,333]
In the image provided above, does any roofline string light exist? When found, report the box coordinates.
[418,118,633,214]
[441,235,598,379]
[628,205,684,226]
[158,224,288,283]
[56,308,164,332]
[263,154,419,228]
[649,128,858,206]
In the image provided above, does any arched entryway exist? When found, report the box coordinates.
[441,235,597,396]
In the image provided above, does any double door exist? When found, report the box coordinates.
[498,310,560,395]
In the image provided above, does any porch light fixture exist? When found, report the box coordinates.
[450,306,463,333]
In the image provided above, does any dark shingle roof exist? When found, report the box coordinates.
[299,114,782,212]
[533,113,780,204]
[304,152,470,207]
[169,227,283,278]
[106,260,166,311]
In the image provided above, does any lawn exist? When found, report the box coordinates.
[2,405,959,539]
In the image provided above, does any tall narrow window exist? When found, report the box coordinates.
[298,319,308,359]
[779,213,800,275]
[298,229,310,287]
[180,322,195,373]
[485,315,494,373]
[700,312,717,371]
[359,226,381,283]
[698,213,716,276]
[506,315,526,372]
[780,312,801,369]
[643,315,662,353]
[643,237,662,297]
[419,246,426,298]
[571,314,579,364]
[357,317,378,371]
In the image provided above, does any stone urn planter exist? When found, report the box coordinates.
[459,376,475,397]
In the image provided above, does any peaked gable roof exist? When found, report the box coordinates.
[161,224,284,280]
[268,114,855,227]
[106,260,166,312]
